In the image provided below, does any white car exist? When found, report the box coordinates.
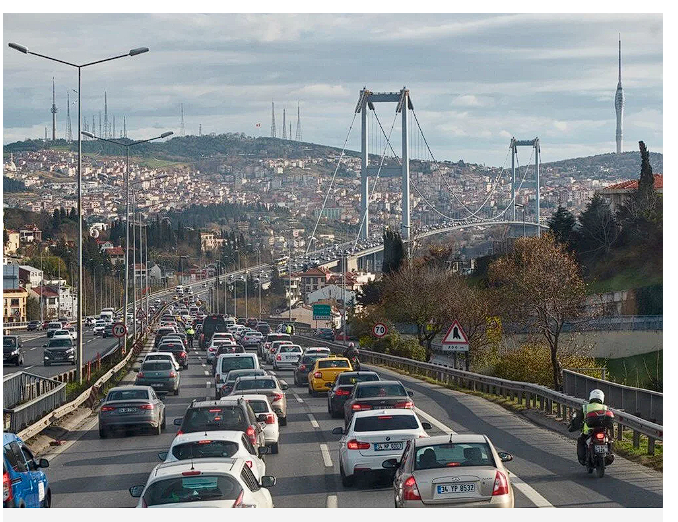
[230,394,280,454]
[144,352,181,372]
[303,347,331,357]
[52,329,72,342]
[272,344,303,370]
[266,340,293,364]
[207,339,238,364]
[158,431,269,480]
[93,321,106,335]
[129,458,276,508]
[66,326,78,340]
[334,408,432,487]
[241,332,263,348]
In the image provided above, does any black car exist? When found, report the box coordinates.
[3,335,25,366]
[154,326,178,348]
[156,342,188,369]
[327,371,380,418]
[102,324,114,338]
[343,380,414,427]
[293,353,329,386]
[43,338,76,366]
[26,321,42,331]
[256,322,271,336]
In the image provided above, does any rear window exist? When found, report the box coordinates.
[142,475,242,506]
[266,334,289,342]
[182,406,247,432]
[337,373,380,385]
[107,389,149,401]
[280,346,301,353]
[171,440,239,460]
[234,379,277,390]
[318,359,350,369]
[220,357,255,372]
[414,443,494,470]
[226,370,265,383]
[356,383,407,398]
[142,362,172,371]
[246,400,269,414]
[354,414,419,432]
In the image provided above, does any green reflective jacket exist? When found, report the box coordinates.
[582,402,608,434]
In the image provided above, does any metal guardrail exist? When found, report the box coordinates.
[294,334,663,456]
[505,315,663,334]
[563,369,662,424]
[3,372,66,433]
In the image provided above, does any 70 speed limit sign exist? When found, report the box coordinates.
[373,323,387,338]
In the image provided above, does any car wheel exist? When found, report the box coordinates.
[340,462,354,488]
[99,427,107,439]
[161,414,166,429]
[270,442,279,454]
[279,416,287,427]
[43,490,51,508]
[155,422,162,435]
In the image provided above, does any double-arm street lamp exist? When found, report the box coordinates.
[9,42,149,384]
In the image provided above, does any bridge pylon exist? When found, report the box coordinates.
[510,137,541,236]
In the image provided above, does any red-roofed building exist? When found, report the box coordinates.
[299,267,332,303]
[28,285,60,318]
[598,174,663,212]
[107,246,125,266]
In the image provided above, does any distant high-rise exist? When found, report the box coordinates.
[295,102,302,141]
[615,35,625,154]
[180,103,185,136]
[271,102,277,138]
[199,124,202,136]
[282,109,287,139]
[50,77,57,141]
[113,115,116,140]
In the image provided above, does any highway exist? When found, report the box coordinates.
[35,335,662,508]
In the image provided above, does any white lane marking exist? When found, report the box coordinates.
[30,347,36,351]
[307,413,319,428]
[326,495,338,508]
[203,370,209,376]
[24,365,34,370]
[292,392,304,403]
[320,444,333,467]
[201,363,206,367]
[413,406,554,508]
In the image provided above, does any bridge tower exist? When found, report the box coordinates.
[356,87,413,241]
[510,137,541,236]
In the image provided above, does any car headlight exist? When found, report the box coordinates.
[66,348,75,354]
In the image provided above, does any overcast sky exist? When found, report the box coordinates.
[3,13,663,166]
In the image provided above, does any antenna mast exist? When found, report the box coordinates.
[180,103,185,136]
[282,108,287,139]
[104,91,108,138]
[271,102,276,138]
[51,77,57,141]
[295,102,302,141]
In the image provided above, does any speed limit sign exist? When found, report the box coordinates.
[373,323,387,338]
[112,322,127,338]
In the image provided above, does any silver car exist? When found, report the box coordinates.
[229,376,289,426]
[98,385,166,438]
[135,360,180,395]
[385,434,515,508]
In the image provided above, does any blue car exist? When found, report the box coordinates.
[3,433,51,508]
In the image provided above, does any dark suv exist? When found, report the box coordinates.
[3,336,25,366]
[156,341,188,369]
[173,398,266,449]
[42,338,76,366]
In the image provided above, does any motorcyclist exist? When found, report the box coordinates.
[568,389,613,465]
[343,342,359,360]
[185,325,195,348]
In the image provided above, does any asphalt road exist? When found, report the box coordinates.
[36,335,662,508]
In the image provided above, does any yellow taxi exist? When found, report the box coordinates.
[307,356,353,396]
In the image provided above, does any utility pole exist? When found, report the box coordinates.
[342,253,347,343]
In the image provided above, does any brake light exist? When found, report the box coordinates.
[140,404,154,410]
[169,371,177,378]
[177,430,184,435]
[314,372,322,378]
[394,400,414,409]
[299,365,306,371]
[265,413,276,424]
[233,490,245,508]
[245,460,253,468]
[209,409,222,413]
[182,470,201,476]
[180,351,187,358]
[246,425,257,445]
[346,439,370,450]
[403,475,421,500]
[595,432,606,440]
[492,470,509,496]
[335,389,350,396]
[4,470,13,503]
[352,403,372,411]
[272,393,284,402]
[137,372,144,378]
[101,406,116,411]
[198,440,212,444]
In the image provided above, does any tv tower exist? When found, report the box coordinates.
[113,115,116,139]
[92,115,96,138]
[295,102,302,141]
[615,34,625,154]
[99,111,102,138]
[199,124,202,137]
[66,91,72,142]
[180,103,185,136]
[289,122,292,140]
[50,77,57,141]
[104,91,108,138]
[282,108,287,139]
[123,116,127,138]
[271,102,277,138]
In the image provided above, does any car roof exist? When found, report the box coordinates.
[339,371,379,378]
[353,408,418,419]
[170,431,246,445]
[146,352,176,357]
[3,432,21,445]
[229,393,271,403]
[217,353,256,359]
[152,458,242,479]
[414,434,489,447]
[107,385,152,393]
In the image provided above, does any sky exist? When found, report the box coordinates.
[2,13,663,167]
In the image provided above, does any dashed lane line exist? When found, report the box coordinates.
[292,392,304,404]
[320,444,333,467]
[326,495,338,508]
[307,413,319,429]
[203,370,209,376]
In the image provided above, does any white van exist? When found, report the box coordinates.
[99,309,114,323]
[214,353,259,396]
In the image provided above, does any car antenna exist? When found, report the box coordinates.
[190,459,195,471]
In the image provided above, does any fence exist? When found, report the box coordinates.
[3,372,66,433]
[563,369,662,424]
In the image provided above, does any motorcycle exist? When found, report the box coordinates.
[349,355,360,371]
[583,409,615,478]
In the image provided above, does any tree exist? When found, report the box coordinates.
[382,229,405,274]
[269,269,286,295]
[489,234,586,390]
[576,194,619,258]
[356,279,383,307]
[26,297,41,321]
[548,205,576,245]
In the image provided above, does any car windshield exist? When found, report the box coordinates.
[220,357,255,372]
[318,359,350,369]
[353,414,419,432]
[48,339,73,347]
[142,475,242,506]
[414,443,494,470]
[54,330,69,336]
[171,441,239,460]
[142,362,172,371]
[337,373,380,385]
[246,400,269,414]
[3,338,17,348]
[356,384,406,398]
[235,379,276,390]
[182,406,247,432]
[107,389,149,401]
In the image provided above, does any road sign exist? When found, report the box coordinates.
[313,304,331,321]
[112,322,127,338]
[373,323,387,338]
[441,320,468,353]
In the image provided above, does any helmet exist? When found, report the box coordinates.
[348,342,355,348]
[589,389,604,403]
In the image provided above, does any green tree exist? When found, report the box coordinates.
[576,194,619,258]
[26,297,41,321]
[356,279,383,307]
[548,205,576,245]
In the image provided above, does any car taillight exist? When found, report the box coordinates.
[140,404,154,410]
[314,372,322,378]
[265,413,276,424]
[182,470,201,476]
[176,430,183,435]
[101,405,116,412]
[492,470,509,496]
[245,460,253,468]
[299,365,306,371]
[346,439,370,450]
[180,351,187,358]
[276,355,282,361]
[394,400,414,409]
[335,389,350,396]
[4,470,13,503]
[595,432,606,440]
[136,372,144,378]
[403,475,421,501]
[352,403,372,411]
[272,393,284,402]
[246,425,257,445]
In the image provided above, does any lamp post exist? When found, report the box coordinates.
[10,42,149,383]
[515,203,526,238]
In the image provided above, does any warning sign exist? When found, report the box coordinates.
[441,320,469,353]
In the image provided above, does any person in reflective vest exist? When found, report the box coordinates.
[568,389,609,465]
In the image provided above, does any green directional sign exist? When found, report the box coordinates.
[313,304,332,320]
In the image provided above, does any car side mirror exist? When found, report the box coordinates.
[258,446,270,456]
[280,382,289,390]
[173,418,183,426]
[129,485,144,497]
[332,427,344,435]
[382,458,398,469]
[38,458,49,468]
[407,390,414,397]
[498,451,513,463]
[42,344,47,348]
[158,452,168,461]
[260,475,276,488]
[256,413,268,422]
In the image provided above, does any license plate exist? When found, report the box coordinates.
[151,383,163,388]
[594,445,607,453]
[119,407,137,414]
[374,442,403,451]
[437,483,475,494]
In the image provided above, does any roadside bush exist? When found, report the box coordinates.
[358,336,374,349]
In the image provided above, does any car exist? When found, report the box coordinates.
[42,338,76,366]
[316,328,335,341]
[303,347,331,358]
[293,352,331,386]
[328,371,381,418]
[51,329,71,342]
[143,352,181,372]
[229,376,289,426]
[386,434,515,508]
[173,398,266,450]
[214,353,260,397]
[210,344,246,375]
[154,326,178,349]
[26,320,42,331]
[155,342,189,369]
[260,333,291,358]
[46,321,63,338]
[98,385,166,438]
[307,357,353,396]
[245,318,258,328]
[128,458,276,508]
[3,335,25,366]
[256,322,271,336]
[3,433,51,508]
[158,431,269,480]
[241,331,263,348]
[272,344,303,370]
[92,320,106,335]
[266,339,293,364]
[343,380,415,428]
[333,408,432,487]
[230,394,280,454]
[135,360,181,395]
[218,369,268,398]
[66,326,78,340]
[102,324,114,338]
